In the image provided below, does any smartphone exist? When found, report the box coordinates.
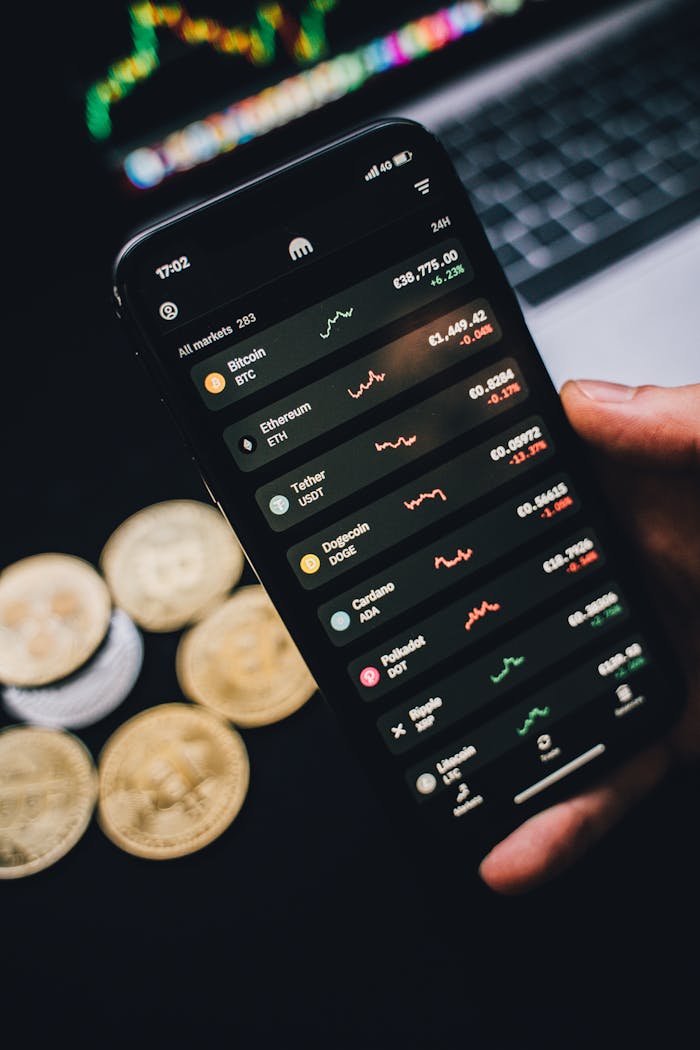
[114,119,684,854]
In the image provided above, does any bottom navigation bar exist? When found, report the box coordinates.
[513,743,606,805]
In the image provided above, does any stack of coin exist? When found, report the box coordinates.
[1,499,317,873]
[0,553,113,688]
[0,553,143,731]
[96,501,257,860]
[0,552,143,876]
[100,499,244,631]
[0,725,97,879]
[4,609,143,730]
[176,585,317,727]
[97,703,249,859]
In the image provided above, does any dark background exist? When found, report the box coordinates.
[4,4,699,1046]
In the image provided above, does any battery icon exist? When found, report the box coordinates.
[392,150,413,167]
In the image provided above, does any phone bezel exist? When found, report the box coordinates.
[114,119,686,855]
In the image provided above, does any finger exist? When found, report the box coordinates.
[478,742,670,895]
[560,380,700,468]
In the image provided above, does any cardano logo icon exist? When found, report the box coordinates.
[330,611,351,632]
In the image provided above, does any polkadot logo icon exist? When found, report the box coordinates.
[359,666,381,688]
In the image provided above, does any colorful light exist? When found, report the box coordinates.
[87,1,526,189]
[86,1,340,142]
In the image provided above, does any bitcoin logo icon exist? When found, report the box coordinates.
[204,372,226,394]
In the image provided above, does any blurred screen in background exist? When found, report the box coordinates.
[76,1,561,192]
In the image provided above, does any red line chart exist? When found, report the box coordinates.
[464,600,501,632]
[375,435,417,451]
[347,369,387,399]
[434,547,474,570]
[403,488,447,510]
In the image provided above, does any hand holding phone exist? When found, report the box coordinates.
[480,377,699,892]
[114,120,686,866]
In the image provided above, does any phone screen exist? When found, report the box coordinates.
[115,120,682,849]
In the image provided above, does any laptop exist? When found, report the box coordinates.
[82,0,700,389]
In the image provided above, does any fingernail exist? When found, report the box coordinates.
[574,379,637,402]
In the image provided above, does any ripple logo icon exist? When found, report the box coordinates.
[359,666,381,688]
[158,300,178,321]
[289,236,314,260]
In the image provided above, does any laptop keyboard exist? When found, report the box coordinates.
[440,2,700,305]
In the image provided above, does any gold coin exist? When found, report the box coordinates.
[0,554,112,686]
[176,585,317,727]
[0,726,97,879]
[100,500,244,632]
[97,703,249,859]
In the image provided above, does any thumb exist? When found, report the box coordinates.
[560,380,700,467]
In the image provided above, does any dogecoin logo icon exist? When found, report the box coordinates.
[300,554,320,575]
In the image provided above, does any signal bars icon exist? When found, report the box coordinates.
[364,152,413,182]
[414,177,431,195]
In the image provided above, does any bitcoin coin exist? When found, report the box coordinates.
[3,609,143,730]
[0,726,97,879]
[176,585,317,727]
[0,554,112,687]
[100,500,244,632]
[97,703,249,859]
